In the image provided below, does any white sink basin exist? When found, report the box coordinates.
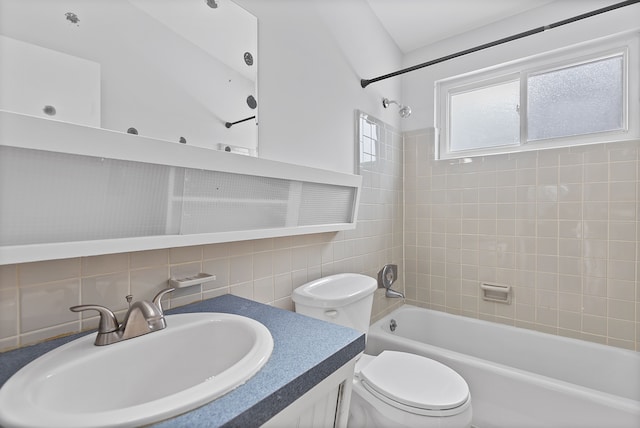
[0,312,273,428]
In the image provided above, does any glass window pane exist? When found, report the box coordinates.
[450,80,520,152]
[359,116,378,165]
[527,55,624,141]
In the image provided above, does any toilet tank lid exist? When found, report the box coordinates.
[292,273,377,308]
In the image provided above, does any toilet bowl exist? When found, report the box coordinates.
[292,273,472,428]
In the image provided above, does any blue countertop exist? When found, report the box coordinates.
[0,294,365,427]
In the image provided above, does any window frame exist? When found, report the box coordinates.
[434,32,639,160]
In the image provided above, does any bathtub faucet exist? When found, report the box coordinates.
[377,264,405,299]
[385,288,405,299]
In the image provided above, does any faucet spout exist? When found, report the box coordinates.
[385,287,405,299]
[120,300,166,340]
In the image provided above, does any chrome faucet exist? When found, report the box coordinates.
[70,287,175,346]
[385,287,405,299]
[377,264,405,299]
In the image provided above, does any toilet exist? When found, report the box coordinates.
[292,273,472,428]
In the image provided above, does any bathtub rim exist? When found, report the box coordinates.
[367,304,640,414]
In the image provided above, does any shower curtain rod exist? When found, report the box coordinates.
[360,0,640,88]
[225,116,256,128]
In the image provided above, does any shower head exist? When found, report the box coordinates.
[382,97,411,118]
[398,105,412,118]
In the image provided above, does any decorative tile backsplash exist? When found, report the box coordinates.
[404,129,639,351]
[0,115,404,353]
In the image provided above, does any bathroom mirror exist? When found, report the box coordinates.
[0,0,258,154]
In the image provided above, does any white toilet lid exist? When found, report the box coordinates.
[359,351,469,412]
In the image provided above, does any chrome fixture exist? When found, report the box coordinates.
[382,98,411,118]
[70,287,175,346]
[377,264,405,299]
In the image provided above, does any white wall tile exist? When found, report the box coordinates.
[0,288,18,339]
[130,266,171,299]
[169,246,202,264]
[81,254,129,276]
[253,251,273,280]
[229,255,253,285]
[0,265,17,289]
[130,249,168,269]
[405,136,639,350]
[252,277,274,304]
[20,279,79,333]
[18,258,80,286]
[201,259,229,290]
[81,272,130,312]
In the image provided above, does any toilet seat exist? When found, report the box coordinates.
[357,351,470,417]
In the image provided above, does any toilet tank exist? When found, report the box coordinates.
[292,273,377,336]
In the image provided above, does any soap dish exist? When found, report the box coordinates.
[168,273,216,288]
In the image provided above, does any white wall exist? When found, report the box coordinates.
[400,0,640,132]
[237,0,403,173]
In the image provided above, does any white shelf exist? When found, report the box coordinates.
[0,111,362,265]
[177,197,289,204]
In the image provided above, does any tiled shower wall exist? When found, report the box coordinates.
[404,128,639,351]
[0,116,404,353]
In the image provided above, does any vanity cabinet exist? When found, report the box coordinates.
[263,358,356,428]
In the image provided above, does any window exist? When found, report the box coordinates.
[358,113,379,166]
[450,78,520,152]
[527,55,624,141]
[435,33,639,160]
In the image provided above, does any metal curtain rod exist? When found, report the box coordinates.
[360,0,640,88]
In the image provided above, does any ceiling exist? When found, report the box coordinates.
[365,0,558,53]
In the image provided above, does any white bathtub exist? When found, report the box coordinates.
[365,305,640,428]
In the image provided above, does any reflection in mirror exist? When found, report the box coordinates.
[0,0,258,155]
[356,111,380,174]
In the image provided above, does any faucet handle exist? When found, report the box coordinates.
[152,287,175,314]
[70,304,120,333]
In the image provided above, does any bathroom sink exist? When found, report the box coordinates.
[0,312,273,428]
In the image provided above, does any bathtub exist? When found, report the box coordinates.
[365,305,640,428]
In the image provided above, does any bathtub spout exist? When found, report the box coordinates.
[385,287,405,299]
[378,264,404,299]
